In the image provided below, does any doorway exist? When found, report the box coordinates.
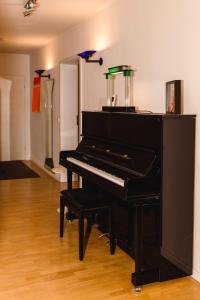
[60,58,80,152]
[59,57,81,182]
[0,76,27,161]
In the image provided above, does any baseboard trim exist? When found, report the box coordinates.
[30,158,61,182]
[192,270,200,283]
[30,158,78,183]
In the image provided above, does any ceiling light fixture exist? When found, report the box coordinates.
[78,50,103,65]
[23,0,39,17]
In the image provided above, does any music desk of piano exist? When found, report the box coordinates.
[60,111,196,288]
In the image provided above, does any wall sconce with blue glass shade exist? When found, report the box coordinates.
[35,69,51,79]
[78,50,103,65]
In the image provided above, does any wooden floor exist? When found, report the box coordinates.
[0,161,200,300]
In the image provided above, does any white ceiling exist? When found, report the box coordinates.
[0,0,115,54]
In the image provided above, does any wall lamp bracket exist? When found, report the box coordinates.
[34,69,51,79]
[78,50,103,66]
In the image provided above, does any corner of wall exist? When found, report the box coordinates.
[192,269,200,283]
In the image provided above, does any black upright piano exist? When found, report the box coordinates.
[60,111,195,287]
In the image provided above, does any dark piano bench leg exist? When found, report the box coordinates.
[86,216,93,234]
[67,170,72,190]
[79,214,84,261]
[66,170,76,221]
[60,196,65,237]
[109,208,116,255]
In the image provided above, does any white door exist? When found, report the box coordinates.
[0,78,12,161]
[60,64,79,151]
[5,76,26,160]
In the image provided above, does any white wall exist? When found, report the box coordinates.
[30,0,200,281]
[0,54,30,160]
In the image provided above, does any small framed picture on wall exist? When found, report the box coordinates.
[166,80,182,114]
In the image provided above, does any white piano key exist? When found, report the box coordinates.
[67,157,125,187]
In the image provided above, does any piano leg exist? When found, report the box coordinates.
[132,203,159,287]
[127,209,133,253]
[133,204,143,279]
[109,207,116,255]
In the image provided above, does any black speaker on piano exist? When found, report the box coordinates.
[102,106,136,112]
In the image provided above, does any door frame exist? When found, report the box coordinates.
[59,55,83,148]
[58,55,82,182]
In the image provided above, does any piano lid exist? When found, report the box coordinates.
[82,111,162,151]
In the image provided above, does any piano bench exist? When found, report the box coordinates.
[60,188,116,261]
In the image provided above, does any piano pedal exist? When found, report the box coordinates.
[106,237,117,245]
[99,234,117,246]
[98,232,109,239]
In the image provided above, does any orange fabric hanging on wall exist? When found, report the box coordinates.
[32,77,41,112]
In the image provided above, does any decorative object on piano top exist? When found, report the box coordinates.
[166,80,182,114]
[103,65,136,113]
[78,50,103,65]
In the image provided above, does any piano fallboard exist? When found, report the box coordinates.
[60,149,160,199]
[60,152,128,198]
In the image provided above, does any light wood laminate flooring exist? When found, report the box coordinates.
[0,161,200,300]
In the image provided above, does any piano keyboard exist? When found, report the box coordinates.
[67,157,125,187]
